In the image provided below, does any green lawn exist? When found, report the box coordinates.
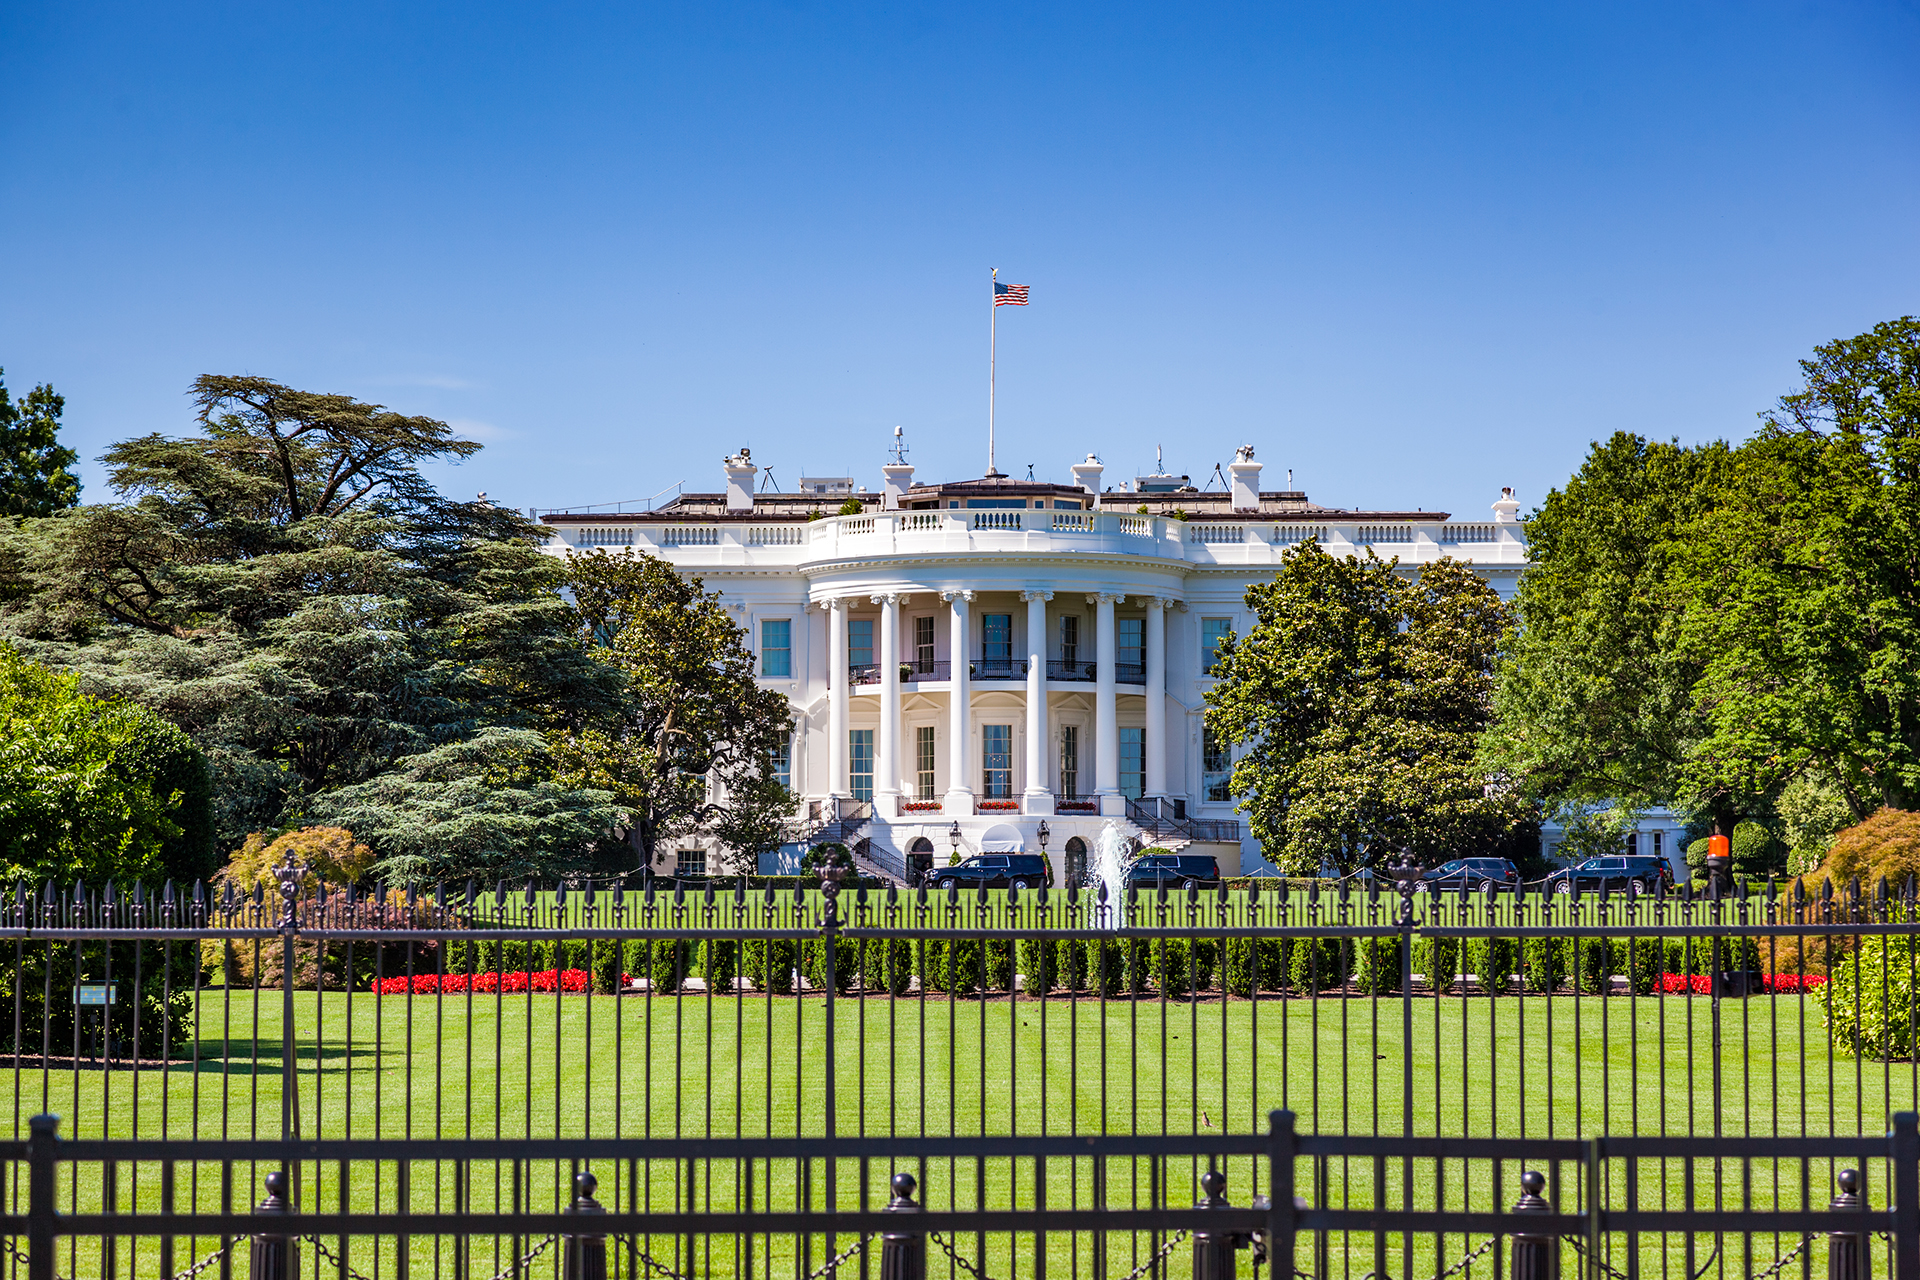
[9,987,1907,1279]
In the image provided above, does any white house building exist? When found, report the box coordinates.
[537,447,1531,883]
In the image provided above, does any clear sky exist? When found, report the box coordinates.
[3,3,1917,519]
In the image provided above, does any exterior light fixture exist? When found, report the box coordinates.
[1036,820,1050,850]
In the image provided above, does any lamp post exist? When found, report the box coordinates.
[1036,819,1052,890]
[948,821,963,866]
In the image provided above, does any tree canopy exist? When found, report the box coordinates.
[0,376,623,874]
[0,369,80,518]
[551,550,793,874]
[1205,543,1532,873]
[0,645,215,885]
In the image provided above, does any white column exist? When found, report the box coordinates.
[1022,590,1054,812]
[943,590,974,811]
[1092,592,1122,814]
[875,593,902,808]
[827,599,847,800]
[1145,597,1167,800]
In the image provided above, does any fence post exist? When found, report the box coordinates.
[1192,1169,1242,1280]
[564,1171,608,1280]
[1891,1113,1918,1280]
[1269,1109,1298,1280]
[27,1114,55,1280]
[248,1170,297,1280]
[1511,1171,1558,1280]
[879,1172,925,1280]
[1830,1169,1870,1280]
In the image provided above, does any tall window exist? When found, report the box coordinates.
[1059,725,1079,798]
[1060,616,1080,665]
[1120,727,1145,799]
[1064,836,1089,887]
[915,725,937,799]
[1200,617,1233,674]
[848,618,874,669]
[1652,831,1664,860]
[849,729,874,801]
[1118,617,1145,672]
[1202,727,1231,802]
[760,618,792,677]
[982,613,1013,672]
[775,737,793,791]
[914,616,935,672]
[676,848,707,878]
[982,724,1013,798]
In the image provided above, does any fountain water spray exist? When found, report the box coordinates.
[1088,821,1131,929]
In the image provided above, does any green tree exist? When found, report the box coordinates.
[1205,543,1531,874]
[1480,432,1729,823]
[552,550,794,875]
[1675,318,1920,818]
[0,375,623,857]
[0,370,80,517]
[0,644,214,885]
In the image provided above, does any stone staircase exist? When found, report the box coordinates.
[797,801,912,884]
[1123,799,1241,853]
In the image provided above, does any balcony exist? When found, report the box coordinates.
[850,660,953,686]
[1044,660,1144,684]
[849,657,1147,686]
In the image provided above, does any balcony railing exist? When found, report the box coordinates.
[1047,659,1096,682]
[849,660,954,686]
[971,657,1029,680]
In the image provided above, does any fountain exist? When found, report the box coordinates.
[1087,821,1131,929]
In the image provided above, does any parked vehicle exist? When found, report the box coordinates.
[1420,858,1520,892]
[1122,853,1223,888]
[931,853,1054,890]
[1542,855,1675,895]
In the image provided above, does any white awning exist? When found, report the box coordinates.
[979,840,1025,853]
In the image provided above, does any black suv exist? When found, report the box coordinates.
[1123,853,1223,888]
[1543,855,1674,896]
[931,854,1054,890]
[1420,858,1520,892]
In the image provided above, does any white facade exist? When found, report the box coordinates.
[540,453,1530,881]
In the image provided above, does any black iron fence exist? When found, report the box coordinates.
[4,868,1919,1277]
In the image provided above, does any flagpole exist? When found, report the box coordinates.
[989,267,998,477]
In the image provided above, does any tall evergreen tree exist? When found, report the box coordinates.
[0,369,80,517]
[0,375,623,859]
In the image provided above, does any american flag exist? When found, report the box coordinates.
[994,281,1030,306]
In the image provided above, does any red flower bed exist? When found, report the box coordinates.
[1657,973,1828,995]
[976,800,1020,812]
[372,968,605,995]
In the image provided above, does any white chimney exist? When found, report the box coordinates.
[1070,454,1105,501]
[1228,444,1263,511]
[1491,487,1521,523]
[882,462,914,509]
[724,448,757,513]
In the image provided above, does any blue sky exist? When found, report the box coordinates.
[3,3,1916,519]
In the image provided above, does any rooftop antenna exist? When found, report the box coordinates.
[1026,463,1035,481]
[1288,468,1294,490]
[889,425,909,464]
[1204,462,1227,491]
[759,467,781,492]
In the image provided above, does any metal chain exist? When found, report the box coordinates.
[803,1232,874,1279]
[1428,1234,1500,1280]
[619,1234,692,1280]
[7,1244,69,1280]
[1746,1236,1812,1280]
[929,1231,998,1280]
[1115,1229,1190,1280]
[1565,1235,1635,1280]
[307,1233,383,1280]
[167,1242,234,1280]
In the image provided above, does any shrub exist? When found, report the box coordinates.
[219,827,377,895]
[1522,937,1564,992]
[923,939,983,994]
[1352,937,1403,994]
[1084,937,1140,996]
[649,939,692,993]
[1018,938,1059,994]
[1616,936,1660,995]
[802,937,861,994]
[1464,937,1519,996]
[1564,936,1612,994]
[744,939,797,993]
[1190,938,1217,991]
[593,938,624,994]
[1418,937,1459,995]
[1813,934,1920,1060]
[1146,938,1191,997]
[984,940,1014,992]
[1731,821,1781,876]
[703,939,739,991]
[1289,937,1346,994]
[860,937,912,994]
[1223,938,1290,996]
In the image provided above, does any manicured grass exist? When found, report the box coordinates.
[9,986,1908,1279]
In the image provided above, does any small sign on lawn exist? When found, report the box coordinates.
[73,984,117,1006]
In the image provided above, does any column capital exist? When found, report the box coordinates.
[940,589,975,603]
[1020,590,1055,603]
[1142,595,1175,611]
[1085,592,1127,605]
[870,592,902,606]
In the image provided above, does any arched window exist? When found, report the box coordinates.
[909,837,934,853]
[1064,836,1089,889]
